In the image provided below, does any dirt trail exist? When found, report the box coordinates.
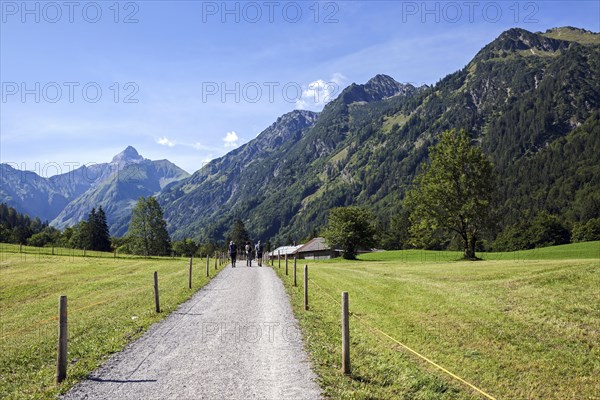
[62,261,322,400]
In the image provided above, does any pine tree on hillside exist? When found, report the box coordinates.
[0,203,48,244]
[86,208,98,250]
[95,207,111,251]
[229,219,250,247]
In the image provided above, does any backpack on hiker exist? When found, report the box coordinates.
[229,241,237,267]
[255,241,264,266]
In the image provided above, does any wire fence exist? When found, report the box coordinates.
[0,251,228,389]
[0,243,212,262]
[272,261,498,400]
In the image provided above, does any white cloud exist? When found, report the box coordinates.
[192,142,213,151]
[295,73,347,111]
[330,72,347,86]
[157,137,175,147]
[223,131,239,148]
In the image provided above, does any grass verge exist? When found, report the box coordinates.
[0,245,224,399]
[271,242,599,399]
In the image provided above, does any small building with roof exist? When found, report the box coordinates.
[296,237,341,260]
[268,244,303,259]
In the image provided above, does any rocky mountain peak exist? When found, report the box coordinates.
[365,74,416,99]
[111,146,144,164]
[477,27,570,61]
[337,75,417,106]
[253,110,320,151]
[279,109,320,125]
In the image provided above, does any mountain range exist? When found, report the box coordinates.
[1,26,599,245]
[160,27,599,244]
[0,147,189,236]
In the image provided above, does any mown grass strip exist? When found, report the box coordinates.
[0,250,223,399]
[272,243,599,399]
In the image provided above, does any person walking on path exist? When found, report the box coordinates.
[255,240,264,267]
[245,241,253,267]
[229,241,237,267]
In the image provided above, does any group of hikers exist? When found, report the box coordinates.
[228,240,264,268]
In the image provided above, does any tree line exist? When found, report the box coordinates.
[0,196,260,258]
[321,129,600,259]
[0,203,47,245]
[2,129,599,258]
[0,199,172,256]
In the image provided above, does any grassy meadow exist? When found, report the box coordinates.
[273,242,600,399]
[0,244,222,399]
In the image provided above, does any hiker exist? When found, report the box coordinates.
[229,241,237,268]
[255,240,264,267]
[245,241,252,267]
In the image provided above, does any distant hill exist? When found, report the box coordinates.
[0,147,189,236]
[159,27,599,245]
[0,161,110,222]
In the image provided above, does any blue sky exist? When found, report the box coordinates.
[1,0,598,175]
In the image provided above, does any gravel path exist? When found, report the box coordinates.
[62,261,322,400]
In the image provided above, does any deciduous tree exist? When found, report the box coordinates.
[404,129,496,259]
[127,196,171,256]
[173,238,199,257]
[321,206,377,260]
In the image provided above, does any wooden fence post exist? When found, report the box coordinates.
[189,257,193,289]
[342,291,351,375]
[278,251,281,269]
[154,271,160,313]
[214,252,217,270]
[285,253,288,275]
[56,295,68,384]
[304,264,309,311]
[206,255,210,277]
[293,258,297,287]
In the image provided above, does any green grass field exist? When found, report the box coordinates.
[0,244,223,399]
[273,242,600,399]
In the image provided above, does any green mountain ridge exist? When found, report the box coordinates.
[2,26,598,247]
[160,26,600,246]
